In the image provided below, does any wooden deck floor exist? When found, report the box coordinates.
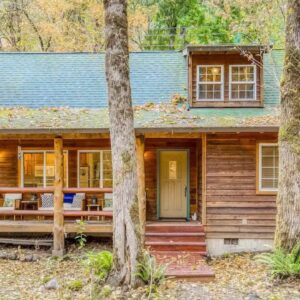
[0,220,112,234]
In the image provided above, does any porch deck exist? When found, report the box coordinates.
[0,220,112,234]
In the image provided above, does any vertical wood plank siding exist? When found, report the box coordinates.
[205,133,277,239]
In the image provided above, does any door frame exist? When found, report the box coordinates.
[156,149,190,220]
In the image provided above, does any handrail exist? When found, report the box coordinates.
[0,210,113,217]
[0,187,113,194]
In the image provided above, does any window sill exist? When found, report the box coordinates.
[191,100,263,108]
[256,190,278,195]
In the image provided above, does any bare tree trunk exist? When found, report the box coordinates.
[104,0,142,286]
[275,0,300,250]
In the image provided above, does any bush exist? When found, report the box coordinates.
[256,243,300,278]
[84,250,113,281]
[136,251,166,296]
[67,279,83,291]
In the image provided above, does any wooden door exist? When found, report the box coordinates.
[159,150,188,218]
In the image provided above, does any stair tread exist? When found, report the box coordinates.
[146,241,206,245]
[145,232,205,236]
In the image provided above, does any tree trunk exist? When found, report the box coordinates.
[275,0,300,250]
[104,0,142,286]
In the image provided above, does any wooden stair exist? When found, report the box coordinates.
[145,222,215,281]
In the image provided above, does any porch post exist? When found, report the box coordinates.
[52,136,65,256]
[202,133,207,225]
[136,135,146,245]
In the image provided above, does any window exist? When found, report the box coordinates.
[230,65,256,100]
[78,150,112,188]
[22,151,68,187]
[197,65,223,101]
[258,144,278,192]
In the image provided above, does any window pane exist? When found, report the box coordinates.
[199,66,221,83]
[23,153,44,187]
[169,161,177,180]
[231,66,254,82]
[103,151,113,188]
[45,153,68,187]
[79,152,101,188]
[198,84,222,100]
[231,83,254,100]
[260,145,279,190]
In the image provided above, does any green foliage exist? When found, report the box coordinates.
[256,243,300,278]
[67,279,84,291]
[136,251,166,297]
[75,220,87,249]
[84,251,113,281]
[99,285,112,299]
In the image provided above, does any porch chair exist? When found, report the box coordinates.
[0,193,22,220]
[38,193,86,211]
[102,193,113,212]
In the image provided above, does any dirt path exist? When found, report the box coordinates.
[0,245,299,300]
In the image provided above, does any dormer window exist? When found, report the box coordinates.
[230,65,256,100]
[197,65,223,101]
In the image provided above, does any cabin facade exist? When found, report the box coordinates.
[0,45,282,257]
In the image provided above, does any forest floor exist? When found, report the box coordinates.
[0,241,299,300]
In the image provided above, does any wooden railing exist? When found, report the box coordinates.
[0,187,113,194]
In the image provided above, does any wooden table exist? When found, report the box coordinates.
[21,200,38,210]
[86,204,101,221]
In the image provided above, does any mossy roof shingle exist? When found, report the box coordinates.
[0,50,283,131]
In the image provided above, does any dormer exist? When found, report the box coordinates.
[184,45,268,108]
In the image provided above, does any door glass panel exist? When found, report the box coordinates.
[23,153,44,187]
[169,161,177,180]
[45,152,68,187]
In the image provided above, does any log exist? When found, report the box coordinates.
[136,135,146,245]
[52,137,65,256]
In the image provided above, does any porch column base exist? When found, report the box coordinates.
[52,249,66,257]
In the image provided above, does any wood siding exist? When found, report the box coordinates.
[205,133,277,239]
[189,53,263,108]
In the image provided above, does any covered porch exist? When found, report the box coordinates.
[0,132,206,247]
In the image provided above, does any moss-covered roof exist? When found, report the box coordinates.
[0,103,279,132]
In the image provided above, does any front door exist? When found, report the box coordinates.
[159,150,188,218]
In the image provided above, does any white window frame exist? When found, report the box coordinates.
[229,64,257,101]
[21,150,69,188]
[258,143,278,193]
[77,150,111,188]
[196,65,224,101]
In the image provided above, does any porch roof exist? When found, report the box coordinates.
[0,104,279,133]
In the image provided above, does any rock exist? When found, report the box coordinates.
[247,292,261,300]
[44,278,59,290]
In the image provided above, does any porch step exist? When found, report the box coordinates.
[146,222,205,233]
[145,232,206,243]
[145,222,214,281]
[152,251,215,281]
[146,241,207,252]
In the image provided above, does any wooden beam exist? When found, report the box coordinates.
[201,133,207,225]
[52,137,65,256]
[144,132,202,139]
[0,133,110,140]
[136,135,146,245]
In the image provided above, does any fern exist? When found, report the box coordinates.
[256,243,300,278]
[84,250,113,281]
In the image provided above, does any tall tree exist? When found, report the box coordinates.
[104,0,142,286]
[275,0,300,250]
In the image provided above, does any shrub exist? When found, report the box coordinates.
[256,243,300,278]
[136,251,167,296]
[84,250,113,281]
[67,279,83,291]
[75,220,87,249]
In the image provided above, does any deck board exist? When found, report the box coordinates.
[0,220,113,234]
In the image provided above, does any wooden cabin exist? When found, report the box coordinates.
[0,45,282,257]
